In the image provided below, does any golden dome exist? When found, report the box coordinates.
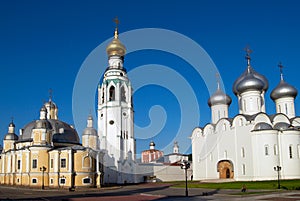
[106,28,126,57]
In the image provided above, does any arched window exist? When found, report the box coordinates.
[121,86,126,102]
[109,86,115,101]
[241,147,245,158]
[83,156,90,168]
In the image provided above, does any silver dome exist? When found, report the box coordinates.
[20,119,79,144]
[4,133,18,140]
[34,119,52,129]
[208,89,232,107]
[270,80,298,100]
[44,100,57,109]
[253,122,273,131]
[273,122,290,130]
[150,141,155,146]
[233,66,268,95]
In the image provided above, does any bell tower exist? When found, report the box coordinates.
[98,18,135,175]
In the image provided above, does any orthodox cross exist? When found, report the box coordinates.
[244,46,252,66]
[278,62,284,80]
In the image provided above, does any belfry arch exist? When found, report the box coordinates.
[217,160,234,179]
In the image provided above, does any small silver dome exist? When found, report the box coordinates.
[4,133,18,140]
[208,89,232,107]
[273,122,290,130]
[44,100,57,109]
[233,66,268,95]
[34,119,52,129]
[253,122,273,131]
[271,80,298,100]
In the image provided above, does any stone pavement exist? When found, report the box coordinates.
[0,183,300,200]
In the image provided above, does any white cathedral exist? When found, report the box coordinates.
[191,51,300,181]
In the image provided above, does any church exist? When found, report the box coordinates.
[191,51,300,181]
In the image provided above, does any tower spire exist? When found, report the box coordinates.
[244,46,253,71]
[278,62,284,81]
[113,16,119,39]
[49,88,53,101]
[216,73,220,90]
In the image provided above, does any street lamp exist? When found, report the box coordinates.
[180,160,190,197]
[40,166,47,189]
[274,166,281,189]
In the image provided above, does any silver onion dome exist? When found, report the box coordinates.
[208,89,232,107]
[235,72,265,95]
[271,80,298,100]
[233,51,268,95]
[253,122,273,131]
[149,141,155,146]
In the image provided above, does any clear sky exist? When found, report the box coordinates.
[0,0,300,155]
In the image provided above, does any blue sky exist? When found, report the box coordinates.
[0,0,300,155]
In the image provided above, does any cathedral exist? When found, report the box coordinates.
[0,98,102,188]
[191,50,300,181]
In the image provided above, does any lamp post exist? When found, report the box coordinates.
[274,166,281,189]
[40,166,47,189]
[180,160,190,197]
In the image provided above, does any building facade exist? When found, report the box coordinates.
[191,52,300,181]
[0,99,102,188]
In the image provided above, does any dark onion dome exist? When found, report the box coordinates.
[208,89,232,107]
[106,28,126,57]
[233,66,269,95]
[20,119,80,144]
[149,141,155,146]
[4,121,18,140]
[4,133,18,140]
[253,122,273,131]
[270,80,298,100]
[273,122,290,130]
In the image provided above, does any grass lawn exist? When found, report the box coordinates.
[170,180,300,190]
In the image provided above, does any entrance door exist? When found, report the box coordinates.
[217,160,234,179]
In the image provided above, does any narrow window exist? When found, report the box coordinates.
[274,145,278,155]
[242,164,246,175]
[109,86,115,101]
[32,159,37,169]
[121,86,126,102]
[264,145,269,156]
[278,105,281,113]
[102,91,104,103]
[285,104,288,114]
[50,178,53,184]
[61,158,66,168]
[83,156,90,168]
[17,160,21,170]
[289,145,293,159]
[241,147,245,158]
[50,158,53,168]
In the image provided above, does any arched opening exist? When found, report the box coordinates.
[217,160,234,179]
[109,86,115,101]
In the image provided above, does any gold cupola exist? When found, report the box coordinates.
[106,18,126,57]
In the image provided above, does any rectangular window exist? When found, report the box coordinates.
[241,147,245,158]
[50,158,53,169]
[50,178,53,184]
[60,178,66,184]
[61,158,66,168]
[289,145,293,159]
[32,178,37,184]
[17,160,21,170]
[264,145,269,156]
[32,159,37,169]
[242,164,246,175]
[83,178,91,184]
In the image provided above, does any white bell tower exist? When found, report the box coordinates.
[98,20,135,176]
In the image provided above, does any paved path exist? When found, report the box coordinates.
[0,183,300,200]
